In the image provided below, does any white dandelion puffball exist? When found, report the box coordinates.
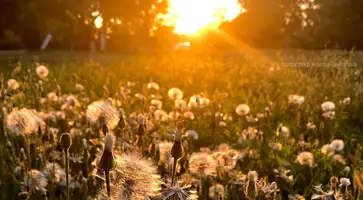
[321,101,335,112]
[24,169,48,190]
[235,104,250,116]
[7,79,20,91]
[168,87,183,100]
[86,100,120,130]
[340,178,351,186]
[330,139,344,152]
[36,65,49,78]
[296,152,314,167]
[147,82,160,90]
[288,94,305,106]
[6,108,45,135]
[186,130,198,140]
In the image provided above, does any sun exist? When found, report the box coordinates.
[157,0,246,35]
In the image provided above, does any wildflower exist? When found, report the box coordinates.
[86,99,120,130]
[47,92,58,102]
[7,79,19,91]
[185,130,198,140]
[321,101,335,112]
[36,65,49,78]
[183,111,195,120]
[147,82,159,90]
[235,104,250,116]
[306,122,316,130]
[296,152,314,167]
[6,108,45,135]
[24,170,48,191]
[288,94,305,106]
[168,88,183,100]
[209,184,224,199]
[330,139,344,152]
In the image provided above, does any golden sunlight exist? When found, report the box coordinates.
[157,0,246,35]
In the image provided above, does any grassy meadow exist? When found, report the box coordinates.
[0,50,362,200]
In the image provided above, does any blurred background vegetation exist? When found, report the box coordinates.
[1,0,363,51]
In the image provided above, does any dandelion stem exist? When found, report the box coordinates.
[172,157,178,185]
[105,169,111,197]
[65,149,69,200]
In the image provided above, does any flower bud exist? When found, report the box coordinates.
[60,133,72,150]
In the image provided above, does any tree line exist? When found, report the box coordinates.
[1,0,363,51]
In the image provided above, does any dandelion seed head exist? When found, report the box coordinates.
[341,97,351,105]
[168,87,183,100]
[321,101,335,112]
[86,100,120,130]
[296,152,314,167]
[7,79,19,91]
[36,65,49,78]
[110,153,162,199]
[330,139,344,152]
[24,170,48,190]
[147,82,159,90]
[288,94,305,106]
[151,99,163,110]
[6,108,45,135]
[235,104,250,116]
[42,163,66,186]
[321,144,332,155]
[183,111,195,120]
[186,130,198,140]
[154,109,169,122]
[340,178,351,187]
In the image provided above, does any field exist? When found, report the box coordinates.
[0,50,362,200]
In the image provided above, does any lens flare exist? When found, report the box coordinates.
[157,0,246,35]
